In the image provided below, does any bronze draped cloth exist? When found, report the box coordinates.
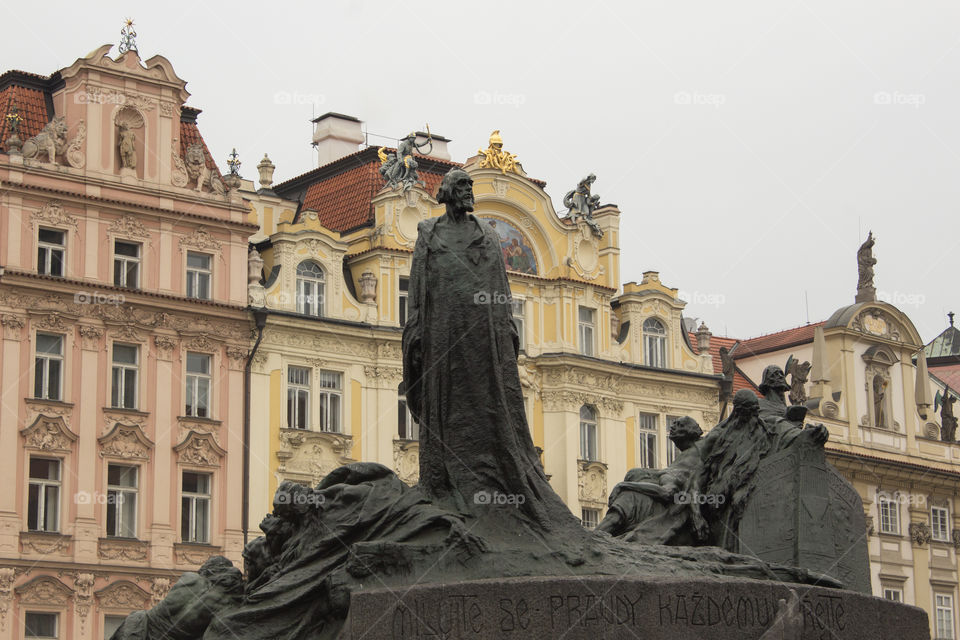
[402,215,576,532]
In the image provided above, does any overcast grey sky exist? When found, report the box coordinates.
[4,1,958,342]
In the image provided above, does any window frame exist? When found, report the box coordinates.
[579,405,598,461]
[27,457,61,533]
[643,317,668,368]
[878,493,900,535]
[581,508,600,529]
[932,505,951,542]
[106,463,139,539]
[113,240,141,289]
[296,261,325,317]
[34,333,64,401]
[578,306,596,357]
[398,396,419,440]
[181,470,212,544]
[24,611,59,639]
[882,587,903,603]
[185,251,213,300]
[511,297,526,352]
[185,352,213,418]
[398,277,409,327]
[110,343,139,410]
[317,370,342,433]
[37,227,66,278]
[936,593,956,640]
[637,413,658,469]
[286,365,311,430]
[103,614,127,640]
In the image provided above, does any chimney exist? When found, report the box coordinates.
[312,113,364,166]
[640,271,660,286]
[414,131,452,161]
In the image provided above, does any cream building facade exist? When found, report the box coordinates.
[0,46,254,639]
[241,116,724,530]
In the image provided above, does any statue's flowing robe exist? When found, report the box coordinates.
[402,215,576,531]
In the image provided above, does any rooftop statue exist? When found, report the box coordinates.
[378,128,432,191]
[477,129,520,174]
[937,386,958,442]
[563,173,603,237]
[856,231,877,302]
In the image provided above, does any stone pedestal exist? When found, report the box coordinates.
[341,576,929,639]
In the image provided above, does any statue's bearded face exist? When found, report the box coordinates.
[760,366,790,393]
[450,174,475,212]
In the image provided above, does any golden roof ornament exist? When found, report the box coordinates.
[119,18,138,55]
[478,130,520,175]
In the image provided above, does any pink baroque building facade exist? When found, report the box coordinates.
[0,45,254,639]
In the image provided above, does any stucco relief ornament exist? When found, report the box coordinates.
[15,576,74,605]
[96,580,152,610]
[909,521,932,546]
[175,432,225,466]
[108,214,150,240]
[31,200,79,230]
[151,577,171,605]
[118,121,137,170]
[78,324,104,349]
[179,226,223,254]
[74,573,95,630]
[171,144,190,187]
[21,416,78,452]
[21,115,68,164]
[0,567,16,631]
[185,143,213,191]
[0,314,24,340]
[65,119,86,168]
[358,271,377,303]
[477,130,521,175]
[99,424,153,460]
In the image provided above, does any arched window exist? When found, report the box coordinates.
[579,405,598,461]
[643,318,667,368]
[296,261,325,317]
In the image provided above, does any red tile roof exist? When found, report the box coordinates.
[733,321,824,358]
[179,107,223,180]
[0,83,51,152]
[930,363,960,392]
[279,146,459,232]
[687,332,759,393]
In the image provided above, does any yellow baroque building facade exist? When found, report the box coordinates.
[241,116,723,529]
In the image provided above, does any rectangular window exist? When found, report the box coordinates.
[578,307,595,357]
[936,594,955,640]
[34,333,64,401]
[883,588,903,602]
[113,241,141,289]
[932,506,950,542]
[181,471,211,544]
[317,371,342,433]
[37,228,65,277]
[25,612,58,639]
[103,615,126,640]
[399,277,409,327]
[398,397,419,440]
[185,352,212,418]
[106,464,138,538]
[666,416,683,465]
[186,252,212,300]
[581,508,600,529]
[580,407,598,461]
[27,458,60,532]
[638,413,658,469]
[511,299,525,352]
[111,344,139,409]
[287,366,310,429]
[878,495,900,535]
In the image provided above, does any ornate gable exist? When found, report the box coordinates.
[20,415,78,452]
[95,580,151,611]
[98,423,154,460]
[174,431,226,467]
[15,576,73,605]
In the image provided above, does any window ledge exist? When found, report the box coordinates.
[103,407,150,418]
[877,531,903,540]
[26,398,74,409]
[20,531,72,555]
[98,537,149,562]
[173,542,222,567]
[178,415,222,427]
